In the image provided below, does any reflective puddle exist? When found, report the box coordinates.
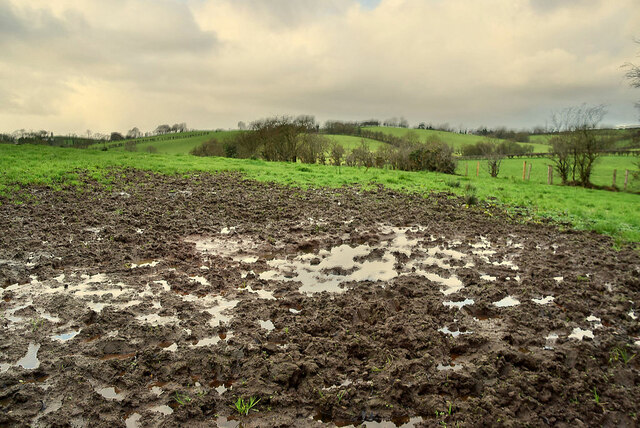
[493,296,520,307]
[16,343,40,370]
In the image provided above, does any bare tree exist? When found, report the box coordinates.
[479,138,503,178]
[549,104,610,186]
[329,141,345,166]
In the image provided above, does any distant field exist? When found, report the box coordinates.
[363,126,550,153]
[90,130,241,155]
[1,144,638,243]
[456,156,640,192]
[324,135,390,151]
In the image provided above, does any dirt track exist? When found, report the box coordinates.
[1,169,639,427]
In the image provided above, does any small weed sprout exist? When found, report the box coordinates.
[592,387,600,404]
[232,396,261,415]
[337,390,347,404]
[174,392,192,406]
[609,347,636,365]
[30,317,43,331]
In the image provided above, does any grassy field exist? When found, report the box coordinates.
[324,135,390,151]
[90,130,241,155]
[1,144,638,244]
[363,126,550,153]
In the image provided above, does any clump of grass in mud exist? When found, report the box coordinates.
[609,346,636,365]
[174,392,192,406]
[232,396,261,415]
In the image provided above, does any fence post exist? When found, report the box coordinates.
[612,169,617,188]
[526,163,532,181]
[624,169,629,191]
[465,163,468,176]
[476,161,479,177]
[547,165,553,185]
[522,161,527,180]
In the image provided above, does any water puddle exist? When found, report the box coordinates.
[242,284,275,300]
[238,227,469,295]
[437,363,463,371]
[629,310,637,320]
[553,276,563,283]
[532,296,554,305]
[438,327,472,337]
[210,378,234,395]
[443,298,474,309]
[191,332,233,347]
[96,386,125,400]
[313,414,425,427]
[51,330,80,342]
[480,274,497,282]
[16,343,40,370]
[568,328,594,341]
[149,404,174,415]
[131,260,160,269]
[259,320,275,331]
[190,275,210,286]
[205,298,240,327]
[493,296,520,308]
[544,333,559,350]
[136,313,181,326]
[124,412,141,428]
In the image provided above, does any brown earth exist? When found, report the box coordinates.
[0,168,639,428]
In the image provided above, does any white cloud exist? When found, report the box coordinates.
[0,0,638,134]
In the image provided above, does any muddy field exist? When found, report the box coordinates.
[1,169,639,427]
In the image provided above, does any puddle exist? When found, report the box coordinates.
[438,327,472,337]
[443,298,474,309]
[242,285,275,300]
[204,298,240,327]
[125,412,141,428]
[210,379,234,395]
[191,332,233,347]
[493,296,520,307]
[190,275,210,286]
[532,296,554,305]
[630,310,637,320]
[259,320,275,331]
[96,386,125,400]
[52,330,80,341]
[544,333,559,350]
[289,308,301,314]
[254,228,468,294]
[16,343,40,370]
[131,260,160,269]
[136,313,181,326]
[151,405,174,415]
[437,363,463,371]
[554,276,563,283]
[313,414,425,427]
[480,274,497,282]
[568,328,594,341]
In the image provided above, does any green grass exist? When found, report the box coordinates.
[363,126,550,153]
[1,144,639,244]
[457,156,640,191]
[324,135,391,151]
[90,130,241,155]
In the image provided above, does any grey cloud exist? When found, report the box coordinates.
[529,0,600,14]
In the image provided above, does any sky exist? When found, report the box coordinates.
[1,0,639,135]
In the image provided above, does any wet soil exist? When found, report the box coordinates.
[1,168,639,427]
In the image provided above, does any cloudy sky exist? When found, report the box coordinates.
[1,0,639,135]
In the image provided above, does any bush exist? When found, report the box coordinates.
[190,139,224,157]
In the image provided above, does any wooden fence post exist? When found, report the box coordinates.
[476,161,479,177]
[522,161,527,180]
[612,169,617,188]
[547,165,553,185]
[526,163,532,181]
[624,169,629,191]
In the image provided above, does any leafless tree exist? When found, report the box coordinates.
[549,104,610,186]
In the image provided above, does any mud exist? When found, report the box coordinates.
[1,168,639,427]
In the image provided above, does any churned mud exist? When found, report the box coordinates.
[1,169,639,427]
